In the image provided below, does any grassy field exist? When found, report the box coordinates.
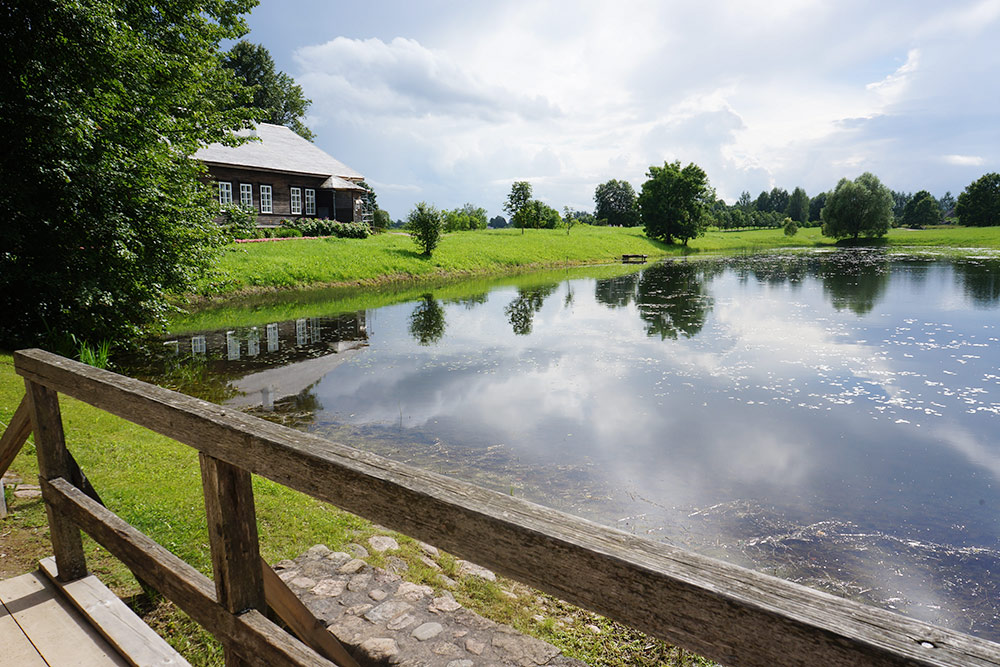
[194,225,1000,298]
[0,353,713,666]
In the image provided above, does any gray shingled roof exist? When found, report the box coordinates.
[194,123,364,181]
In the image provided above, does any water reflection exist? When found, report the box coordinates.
[954,257,1000,307]
[409,295,446,346]
[505,284,560,335]
[818,250,891,316]
[142,250,1000,640]
[635,262,714,339]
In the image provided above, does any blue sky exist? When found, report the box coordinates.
[241,1,1000,219]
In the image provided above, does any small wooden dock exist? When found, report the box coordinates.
[0,557,187,666]
[621,253,647,263]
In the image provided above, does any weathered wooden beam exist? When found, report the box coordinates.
[0,394,32,478]
[16,349,1000,667]
[261,557,360,667]
[41,476,333,667]
[200,453,266,667]
[25,378,87,582]
[39,556,191,667]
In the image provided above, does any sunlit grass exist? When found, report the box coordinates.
[195,225,1000,299]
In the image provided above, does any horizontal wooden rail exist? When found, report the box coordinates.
[41,476,329,667]
[16,348,1000,666]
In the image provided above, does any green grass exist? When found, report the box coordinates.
[0,353,714,666]
[193,225,1000,300]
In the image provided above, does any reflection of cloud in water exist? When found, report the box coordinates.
[295,254,1000,640]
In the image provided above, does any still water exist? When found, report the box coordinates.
[150,249,1000,639]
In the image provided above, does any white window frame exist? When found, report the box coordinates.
[218,182,233,206]
[290,187,302,215]
[305,188,316,216]
[260,185,273,213]
[240,183,253,208]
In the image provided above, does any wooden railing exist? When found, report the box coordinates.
[5,348,1000,667]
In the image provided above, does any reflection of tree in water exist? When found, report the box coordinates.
[446,292,489,310]
[729,254,809,288]
[819,249,890,316]
[594,272,640,308]
[504,284,559,335]
[954,258,1000,307]
[408,294,446,345]
[635,262,714,340]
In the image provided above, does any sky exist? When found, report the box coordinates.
[240,0,1000,219]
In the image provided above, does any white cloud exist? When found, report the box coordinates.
[866,49,920,102]
[272,1,1000,215]
[943,155,985,167]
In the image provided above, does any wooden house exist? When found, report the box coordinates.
[194,123,367,226]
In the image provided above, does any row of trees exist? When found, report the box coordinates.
[581,169,1000,244]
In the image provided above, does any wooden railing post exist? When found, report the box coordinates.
[200,452,266,666]
[25,379,88,582]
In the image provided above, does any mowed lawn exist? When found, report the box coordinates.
[197,225,1000,296]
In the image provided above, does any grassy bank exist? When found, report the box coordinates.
[0,354,713,666]
[195,226,820,296]
[194,225,1000,299]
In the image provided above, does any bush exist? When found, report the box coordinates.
[222,205,258,240]
[273,227,302,238]
[783,217,799,237]
[406,202,443,256]
[281,218,371,239]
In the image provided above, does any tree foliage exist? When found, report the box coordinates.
[503,181,532,224]
[406,202,443,256]
[594,179,640,227]
[820,173,894,240]
[443,203,487,232]
[787,187,810,223]
[809,192,828,222]
[0,0,256,348]
[638,161,712,245]
[901,190,941,229]
[955,173,1000,227]
[223,41,314,141]
[373,208,392,231]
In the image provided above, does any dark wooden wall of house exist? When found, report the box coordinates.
[206,166,359,225]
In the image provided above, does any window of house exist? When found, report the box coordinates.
[218,182,233,206]
[260,185,273,213]
[240,183,253,208]
[290,187,302,215]
[305,188,316,216]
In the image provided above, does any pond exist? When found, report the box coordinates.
[136,248,1000,640]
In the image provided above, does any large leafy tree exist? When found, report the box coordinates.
[808,191,828,222]
[787,187,810,223]
[901,190,941,228]
[223,41,314,141]
[0,0,256,349]
[820,173,894,240]
[503,181,533,231]
[955,173,1000,227]
[594,179,640,227]
[639,161,712,245]
[768,187,790,215]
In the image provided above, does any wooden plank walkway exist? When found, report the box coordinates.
[0,569,129,666]
[0,559,190,667]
